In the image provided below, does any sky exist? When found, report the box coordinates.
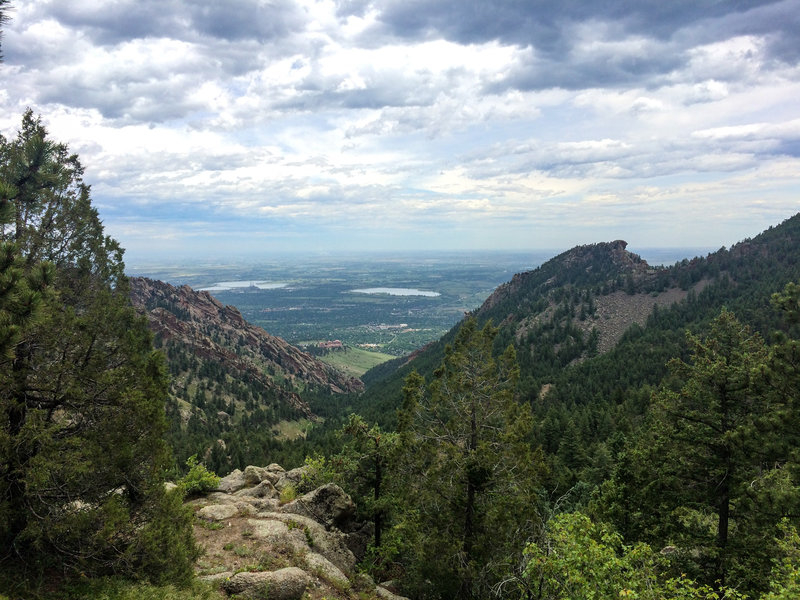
[1,0,799,261]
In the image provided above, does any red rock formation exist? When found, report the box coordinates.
[129,277,363,419]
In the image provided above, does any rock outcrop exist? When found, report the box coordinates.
[190,464,399,600]
[222,567,311,600]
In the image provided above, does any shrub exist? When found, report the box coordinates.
[279,484,298,504]
[177,455,220,496]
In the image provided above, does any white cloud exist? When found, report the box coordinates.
[693,118,800,141]
[1,0,799,258]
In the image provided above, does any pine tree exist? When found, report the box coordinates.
[0,111,197,583]
[337,413,398,550]
[648,309,792,591]
[397,317,543,599]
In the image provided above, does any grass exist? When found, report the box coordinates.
[279,484,298,505]
[316,347,394,377]
[196,518,225,530]
[270,419,312,441]
[0,577,224,600]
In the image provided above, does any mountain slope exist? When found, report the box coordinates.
[357,213,800,436]
[129,277,363,470]
[131,277,362,395]
[477,240,693,354]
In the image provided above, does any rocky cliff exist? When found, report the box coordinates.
[131,277,362,397]
[129,277,363,455]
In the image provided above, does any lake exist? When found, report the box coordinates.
[349,287,441,297]
[199,281,288,292]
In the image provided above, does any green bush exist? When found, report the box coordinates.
[279,484,298,504]
[299,452,336,492]
[131,485,201,587]
[177,455,220,496]
[60,577,221,599]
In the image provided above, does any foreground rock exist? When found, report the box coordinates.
[222,567,310,600]
[189,464,404,600]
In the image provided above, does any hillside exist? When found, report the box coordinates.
[129,277,363,471]
[477,240,693,352]
[357,213,800,439]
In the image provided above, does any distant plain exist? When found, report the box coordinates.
[128,248,712,367]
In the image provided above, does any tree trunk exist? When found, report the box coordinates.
[374,449,382,548]
[459,399,479,600]
[716,454,731,589]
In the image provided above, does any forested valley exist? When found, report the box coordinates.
[3,111,800,600]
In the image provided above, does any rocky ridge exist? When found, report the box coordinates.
[189,464,406,600]
[480,240,653,316]
[129,277,363,420]
[476,240,701,355]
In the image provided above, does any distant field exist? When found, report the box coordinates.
[128,252,547,356]
[315,347,395,378]
[270,419,313,441]
[128,250,707,359]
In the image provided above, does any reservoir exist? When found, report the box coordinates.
[350,287,440,297]
[199,281,288,292]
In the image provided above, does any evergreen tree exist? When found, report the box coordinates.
[645,309,793,591]
[336,413,398,550]
[397,317,543,599]
[0,112,197,584]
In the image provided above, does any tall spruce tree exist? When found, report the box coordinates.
[646,309,795,591]
[397,317,542,599]
[0,111,197,584]
[337,413,398,550]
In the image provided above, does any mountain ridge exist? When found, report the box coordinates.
[357,213,800,429]
[130,277,363,397]
[128,277,364,470]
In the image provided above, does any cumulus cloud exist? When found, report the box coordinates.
[1,0,798,257]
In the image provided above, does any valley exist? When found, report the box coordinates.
[128,248,706,372]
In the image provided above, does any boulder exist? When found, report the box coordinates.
[255,513,357,574]
[216,468,247,493]
[204,491,239,504]
[304,552,349,588]
[236,497,280,512]
[222,567,311,600]
[376,586,411,600]
[260,463,285,485]
[235,480,277,499]
[256,497,282,511]
[243,465,267,485]
[274,466,307,491]
[197,503,238,521]
[236,502,257,516]
[245,518,307,554]
[280,483,355,530]
[342,520,373,561]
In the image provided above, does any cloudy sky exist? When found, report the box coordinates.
[1,0,799,261]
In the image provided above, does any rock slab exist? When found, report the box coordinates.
[222,567,311,600]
